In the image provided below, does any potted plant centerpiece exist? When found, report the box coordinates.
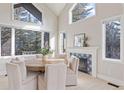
[39,48,53,61]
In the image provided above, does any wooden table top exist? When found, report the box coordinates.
[25,58,65,72]
[25,58,65,68]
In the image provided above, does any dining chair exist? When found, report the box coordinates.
[6,60,38,90]
[66,56,79,86]
[56,53,67,59]
[38,63,67,90]
[55,53,69,65]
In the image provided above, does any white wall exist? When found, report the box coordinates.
[59,3,124,85]
[0,3,58,75]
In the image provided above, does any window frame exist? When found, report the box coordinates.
[69,3,96,24]
[102,15,123,63]
[11,4,41,25]
[0,24,51,58]
[59,32,67,54]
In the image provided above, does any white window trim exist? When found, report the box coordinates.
[102,15,123,63]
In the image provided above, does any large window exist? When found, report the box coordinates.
[70,3,95,23]
[0,25,51,56]
[1,27,12,56]
[14,3,42,24]
[59,32,66,54]
[15,29,41,55]
[103,18,121,61]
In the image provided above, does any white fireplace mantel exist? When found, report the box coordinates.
[67,47,99,77]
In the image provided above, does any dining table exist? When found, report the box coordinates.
[25,58,65,72]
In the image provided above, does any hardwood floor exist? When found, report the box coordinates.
[66,71,124,90]
[0,71,124,90]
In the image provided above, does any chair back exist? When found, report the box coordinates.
[56,53,69,65]
[10,60,27,80]
[69,56,79,74]
[45,63,67,90]
[6,63,22,89]
[56,53,67,59]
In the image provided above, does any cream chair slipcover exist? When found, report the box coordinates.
[66,56,79,86]
[6,61,38,90]
[38,63,67,90]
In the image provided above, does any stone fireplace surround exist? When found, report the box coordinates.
[67,47,98,77]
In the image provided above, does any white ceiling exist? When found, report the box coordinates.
[46,3,66,16]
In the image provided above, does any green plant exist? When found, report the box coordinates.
[39,48,53,56]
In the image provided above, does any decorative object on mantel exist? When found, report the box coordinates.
[38,48,53,61]
[74,33,88,47]
[83,35,89,47]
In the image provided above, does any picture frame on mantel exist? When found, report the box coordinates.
[74,33,85,47]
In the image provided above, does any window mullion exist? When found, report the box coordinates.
[41,32,43,48]
[11,28,15,57]
[42,32,44,48]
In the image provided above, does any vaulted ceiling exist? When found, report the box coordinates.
[45,3,66,16]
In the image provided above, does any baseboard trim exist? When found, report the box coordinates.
[97,73,124,86]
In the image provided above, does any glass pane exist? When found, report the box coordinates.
[1,27,12,56]
[14,6,40,24]
[72,3,95,23]
[59,33,66,53]
[105,19,120,59]
[44,32,50,49]
[15,29,41,55]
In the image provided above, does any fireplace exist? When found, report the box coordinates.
[70,53,92,75]
[67,47,98,77]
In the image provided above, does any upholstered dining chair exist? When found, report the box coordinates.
[6,61,38,90]
[55,53,69,65]
[66,56,79,86]
[56,53,67,59]
[38,63,67,90]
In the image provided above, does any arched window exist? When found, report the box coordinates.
[69,3,95,24]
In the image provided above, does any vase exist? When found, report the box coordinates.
[42,55,48,62]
